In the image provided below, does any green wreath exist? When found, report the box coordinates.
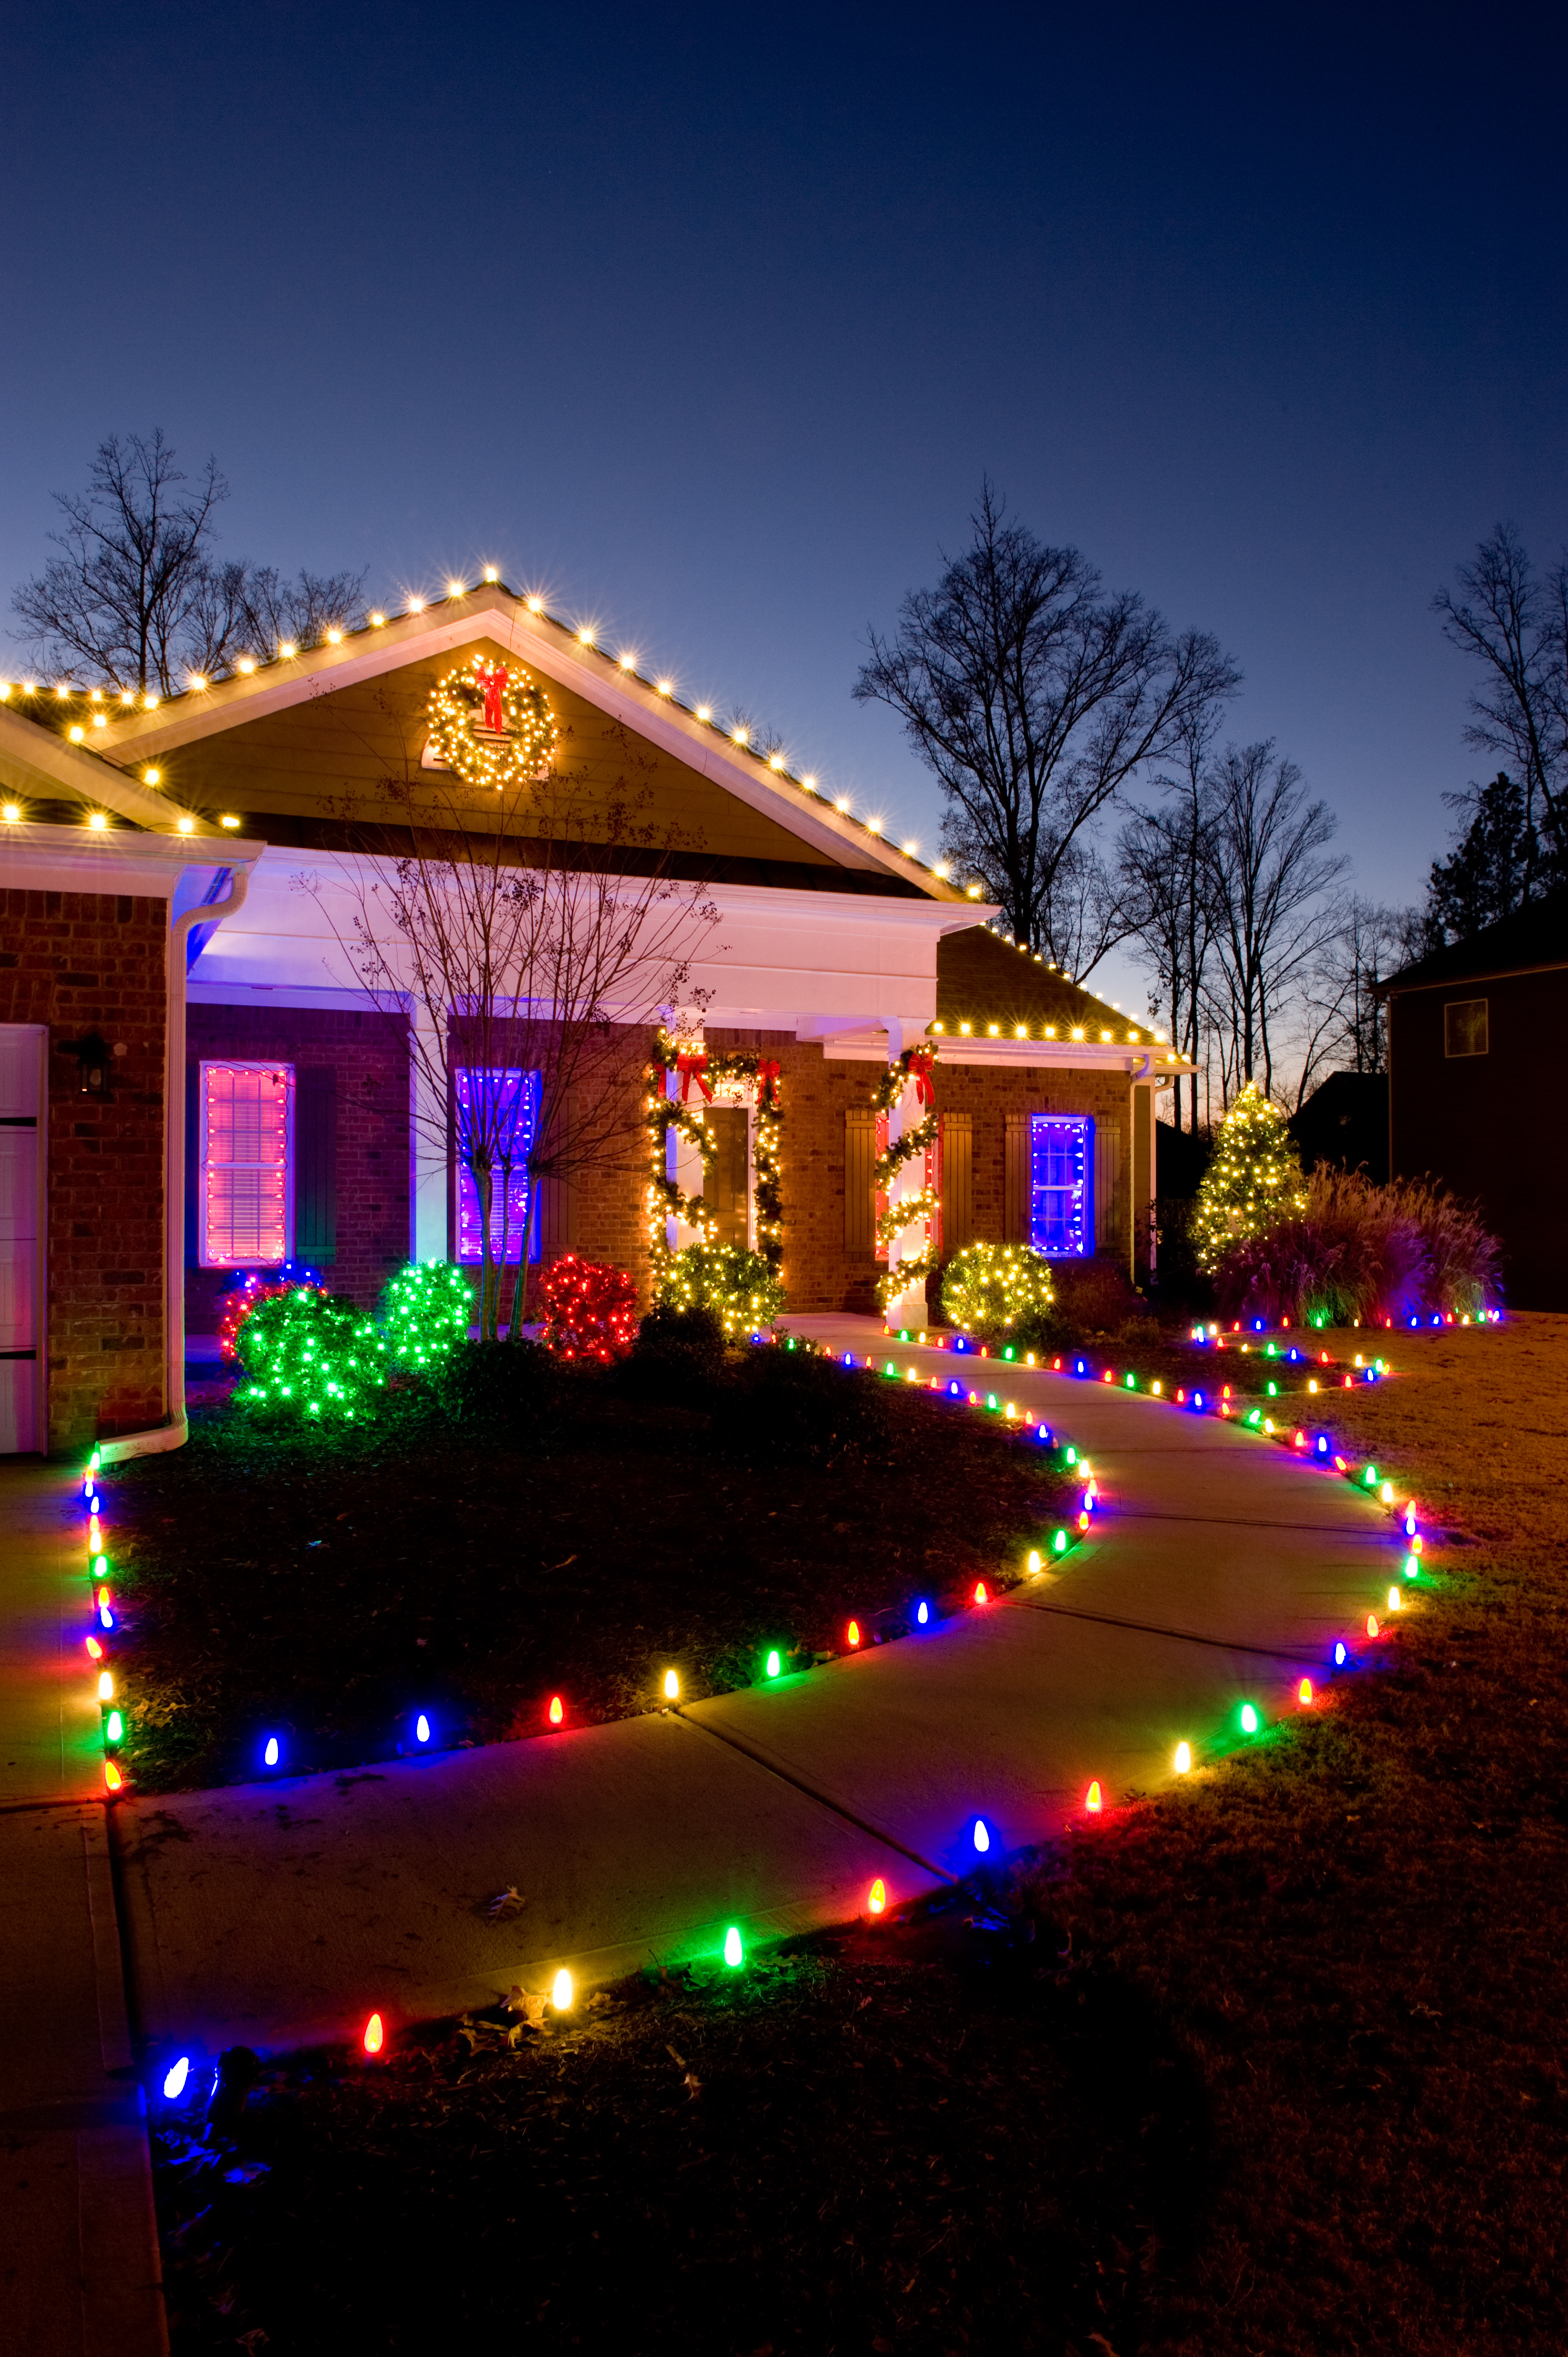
[426,656,556,791]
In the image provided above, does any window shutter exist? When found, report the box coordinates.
[939,1112,972,1258]
[1094,1124,1123,1258]
[184,1066,199,1266]
[295,1067,337,1265]
[1004,1111,1030,1243]
[534,1092,575,1263]
[844,1107,876,1257]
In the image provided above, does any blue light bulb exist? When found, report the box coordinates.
[162,2055,190,2101]
[415,1713,430,1744]
[264,1735,279,1768]
[916,1600,929,1626]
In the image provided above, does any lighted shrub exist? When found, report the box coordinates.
[1192,1083,1307,1272]
[539,1254,639,1363]
[940,1242,1056,1342]
[656,1243,785,1336]
[215,1271,325,1362]
[235,1287,388,1421]
[378,1260,473,1374]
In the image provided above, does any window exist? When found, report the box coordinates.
[200,1061,292,1267]
[1444,998,1488,1058]
[1028,1114,1094,1257]
[455,1068,540,1263]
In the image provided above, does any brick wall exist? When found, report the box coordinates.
[186,1005,411,1323]
[946,1059,1132,1266]
[0,888,168,1450]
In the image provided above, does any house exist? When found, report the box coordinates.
[1,578,1186,1454]
[1380,892,1568,1310]
[1288,1069,1389,1184]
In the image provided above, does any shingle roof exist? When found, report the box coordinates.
[1380,891,1568,992]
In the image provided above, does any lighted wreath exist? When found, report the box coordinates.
[425,656,556,791]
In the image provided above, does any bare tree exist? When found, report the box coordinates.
[1033,833,1133,984]
[307,695,721,1339]
[1435,524,1568,876]
[1116,686,1232,1130]
[11,430,230,693]
[853,481,1240,950]
[236,565,366,658]
[1200,742,1347,1099]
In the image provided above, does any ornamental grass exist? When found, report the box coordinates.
[1214,1167,1502,1326]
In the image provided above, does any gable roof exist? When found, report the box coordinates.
[1380,890,1568,994]
[2,581,965,899]
[933,923,1179,1056]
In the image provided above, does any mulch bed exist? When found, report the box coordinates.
[107,1350,1079,1792]
[146,1315,1568,2354]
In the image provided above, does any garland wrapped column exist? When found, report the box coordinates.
[874,1044,939,1320]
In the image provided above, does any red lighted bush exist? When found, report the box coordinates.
[540,1254,639,1363]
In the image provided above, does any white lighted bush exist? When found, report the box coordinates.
[940,1242,1056,1340]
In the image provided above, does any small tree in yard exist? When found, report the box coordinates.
[310,670,720,1340]
[1193,1081,1307,1273]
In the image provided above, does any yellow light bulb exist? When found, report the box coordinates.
[525,595,544,614]
[88,812,107,831]
[617,651,635,670]
[447,579,465,598]
[326,629,342,645]
[68,724,84,742]
[119,688,133,703]
[2,804,20,823]
[143,768,161,786]
[408,596,425,613]
[92,712,107,727]
[577,626,595,645]
[54,683,70,699]
[731,725,749,744]
[696,704,712,722]
[483,565,499,582]
[369,611,386,627]
[236,657,255,675]
[177,817,194,835]
[279,640,297,658]
[220,814,240,830]
[655,678,673,696]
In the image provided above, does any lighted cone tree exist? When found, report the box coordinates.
[1193,1080,1307,1272]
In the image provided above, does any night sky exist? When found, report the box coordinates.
[4,3,1563,1003]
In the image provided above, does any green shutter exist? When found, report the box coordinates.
[295,1067,337,1265]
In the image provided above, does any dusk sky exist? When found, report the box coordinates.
[5,1,1563,1010]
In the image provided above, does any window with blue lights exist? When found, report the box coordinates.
[1028,1114,1093,1257]
[454,1068,540,1264]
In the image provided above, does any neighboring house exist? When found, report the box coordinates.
[1,579,1186,1453]
[1380,893,1568,1311]
[1288,1070,1389,1184]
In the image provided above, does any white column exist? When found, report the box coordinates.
[882,1039,931,1330]
[410,1020,448,1263]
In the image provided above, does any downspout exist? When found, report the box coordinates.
[98,864,251,1466]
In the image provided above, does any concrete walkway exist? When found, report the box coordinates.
[114,1319,1400,2070]
[0,1464,167,2357]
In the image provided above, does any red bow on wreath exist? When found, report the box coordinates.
[905,1047,936,1107]
[475,662,509,735]
[673,1052,713,1103]
[755,1058,781,1106]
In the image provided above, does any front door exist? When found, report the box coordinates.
[704,1105,750,1247]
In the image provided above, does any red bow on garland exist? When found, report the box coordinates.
[755,1059,781,1106]
[673,1052,713,1103]
[905,1047,936,1107]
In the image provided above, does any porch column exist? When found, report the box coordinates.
[410,1018,447,1264]
[881,1021,931,1329]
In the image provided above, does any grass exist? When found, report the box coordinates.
[147,1312,1568,2354]
[106,1346,1079,1791]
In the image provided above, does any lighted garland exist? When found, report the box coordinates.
[871,1045,940,1309]
[1193,1082,1307,1273]
[425,656,556,791]
[643,1032,785,1296]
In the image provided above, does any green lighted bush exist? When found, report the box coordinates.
[655,1244,785,1336]
[940,1242,1056,1342]
[235,1286,388,1421]
[378,1259,473,1374]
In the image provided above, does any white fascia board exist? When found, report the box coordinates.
[84,591,968,899]
[188,847,993,1027]
[0,706,191,829]
[0,822,257,898]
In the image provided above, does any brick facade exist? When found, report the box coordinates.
[185,1005,411,1324]
[1,888,168,1449]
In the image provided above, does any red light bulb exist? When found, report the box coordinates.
[1086,1779,1102,1813]
[548,1695,564,1727]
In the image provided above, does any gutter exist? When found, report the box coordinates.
[97,864,251,1465]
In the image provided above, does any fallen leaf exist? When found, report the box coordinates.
[488,1886,527,1921]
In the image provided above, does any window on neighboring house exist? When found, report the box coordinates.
[1028,1114,1094,1257]
[1444,998,1488,1057]
[199,1061,293,1267]
[455,1067,541,1263]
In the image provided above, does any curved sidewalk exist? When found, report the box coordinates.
[114,1319,1401,2063]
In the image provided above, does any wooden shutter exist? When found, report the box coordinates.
[939,1112,972,1258]
[1004,1111,1030,1243]
[1132,1083,1154,1277]
[534,1091,576,1262]
[295,1067,337,1265]
[1094,1123,1123,1260]
[844,1107,876,1257]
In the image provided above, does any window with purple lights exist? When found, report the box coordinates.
[454,1067,540,1264]
[1029,1114,1092,1257]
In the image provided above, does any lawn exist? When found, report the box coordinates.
[147,1312,1568,2355]
[107,1342,1081,1791]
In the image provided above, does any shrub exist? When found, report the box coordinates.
[1193,1083,1307,1272]
[432,1339,563,1429]
[540,1254,639,1363]
[656,1243,785,1336]
[215,1272,326,1362]
[235,1287,388,1421]
[714,1339,893,1461]
[378,1260,473,1374]
[1048,1257,1141,1339]
[623,1302,729,1395]
[1213,1167,1502,1325]
[940,1242,1056,1342]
